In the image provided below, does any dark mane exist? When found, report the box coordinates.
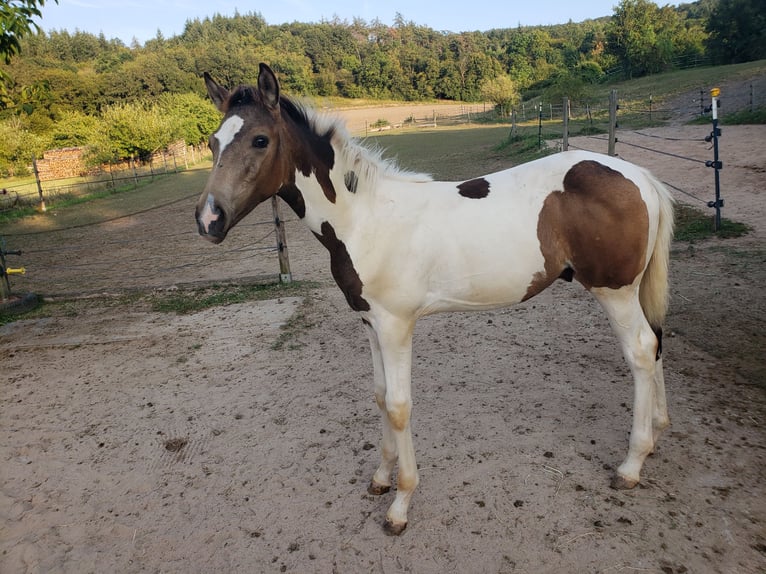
[226,84,336,145]
[279,94,336,141]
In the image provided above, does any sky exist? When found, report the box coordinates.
[33,0,675,46]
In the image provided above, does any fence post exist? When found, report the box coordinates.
[0,242,12,301]
[31,156,46,212]
[608,89,618,156]
[537,104,543,150]
[271,196,292,283]
[0,238,24,302]
[510,108,517,139]
[130,156,139,188]
[706,87,724,231]
[562,97,569,151]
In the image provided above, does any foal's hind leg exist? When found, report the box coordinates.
[652,356,670,443]
[592,286,661,489]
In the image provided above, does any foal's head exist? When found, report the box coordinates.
[196,63,292,243]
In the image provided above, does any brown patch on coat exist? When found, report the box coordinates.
[524,160,649,300]
[280,97,338,204]
[313,221,370,311]
[457,178,491,199]
[277,184,306,219]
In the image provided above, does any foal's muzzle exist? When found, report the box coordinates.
[196,195,227,243]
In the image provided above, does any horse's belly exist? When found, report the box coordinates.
[421,264,541,313]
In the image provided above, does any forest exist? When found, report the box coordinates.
[0,0,764,176]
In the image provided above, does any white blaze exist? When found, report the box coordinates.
[214,115,245,160]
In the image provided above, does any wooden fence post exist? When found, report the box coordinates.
[31,156,46,212]
[510,108,517,139]
[608,89,618,156]
[562,97,569,151]
[130,156,139,188]
[0,252,11,301]
[271,196,292,283]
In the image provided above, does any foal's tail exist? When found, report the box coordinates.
[639,172,675,337]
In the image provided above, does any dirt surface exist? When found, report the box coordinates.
[1,116,765,573]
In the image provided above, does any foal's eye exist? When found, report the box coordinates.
[253,135,269,149]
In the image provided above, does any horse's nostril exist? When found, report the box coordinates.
[197,195,226,239]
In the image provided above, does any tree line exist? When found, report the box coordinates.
[0,0,763,177]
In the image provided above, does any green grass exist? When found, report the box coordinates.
[149,281,317,314]
[0,281,318,326]
[0,164,212,234]
[721,107,766,125]
[687,105,766,126]
[496,132,558,163]
[608,60,766,105]
[673,203,751,241]
[0,158,214,225]
[0,179,154,224]
[367,125,513,179]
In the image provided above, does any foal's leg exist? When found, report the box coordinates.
[363,321,397,495]
[652,356,670,443]
[592,286,660,489]
[367,314,419,535]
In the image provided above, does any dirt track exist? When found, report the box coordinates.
[1,120,765,573]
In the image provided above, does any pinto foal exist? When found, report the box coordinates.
[196,64,674,535]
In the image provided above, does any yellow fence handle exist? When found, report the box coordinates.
[5,267,25,275]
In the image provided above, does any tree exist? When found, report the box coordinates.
[157,92,219,145]
[480,74,518,117]
[93,102,182,162]
[1,0,57,109]
[606,0,700,78]
[607,0,663,77]
[1,0,57,64]
[0,116,46,176]
[706,0,766,64]
[47,110,99,147]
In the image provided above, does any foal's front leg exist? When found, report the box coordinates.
[364,316,419,535]
[363,321,398,495]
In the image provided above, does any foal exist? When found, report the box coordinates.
[196,63,674,534]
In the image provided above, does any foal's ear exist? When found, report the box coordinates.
[257,63,280,110]
[204,72,229,112]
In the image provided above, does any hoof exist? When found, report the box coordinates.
[610,474,639,490]
[383,519,407,536]
[368,481,391,496]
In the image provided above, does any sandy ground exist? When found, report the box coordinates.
[1,117,765,573]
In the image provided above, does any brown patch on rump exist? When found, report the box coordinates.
[313,221,370,311]
[524,160,649,300]
[457,178,491,199]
